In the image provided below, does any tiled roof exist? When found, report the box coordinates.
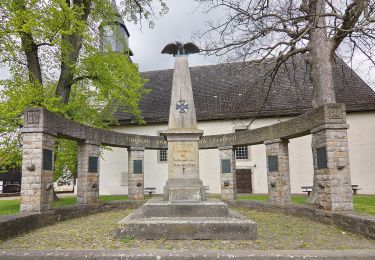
[114,55,375,124]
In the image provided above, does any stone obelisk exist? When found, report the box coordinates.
[116,42,257,240]
[161,55,206,202]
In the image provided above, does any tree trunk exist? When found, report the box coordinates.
[306,0,336,108]
[55,0,91,104]
[305,0,336,205]
[56,62,74,104]
[15,0,43,85]
[21,33,43,85]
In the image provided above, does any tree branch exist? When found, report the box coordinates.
[332,0,366,51]
[70,75,98,85]
[56,0,92,104]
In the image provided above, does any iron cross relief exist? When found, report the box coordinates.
[176,100,189,113]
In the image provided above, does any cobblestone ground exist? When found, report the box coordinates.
[0,208,374,250]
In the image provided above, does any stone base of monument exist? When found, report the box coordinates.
[116,198,257,240]
[163,178,207,202]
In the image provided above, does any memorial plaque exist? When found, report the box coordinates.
[329,107,343,119]
[267,156,278,172]
[88,157,99,173]
[170,143,198,177]
[26,111,40,125]
[43,149,53,171]
[133,160,143,174]
[316,146,327,169]
[221,159,231,174]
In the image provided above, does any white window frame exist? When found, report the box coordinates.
[234,127,250,160]
[157,131,168,163]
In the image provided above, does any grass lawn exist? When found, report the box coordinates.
[0,195,128,216]
[1,208,374,250]
[353,195,375,215]
[238,194,307,204]
[1,194,374,216]
[237,194,375,215]
[52,194,128,208]
[0,199,20,215]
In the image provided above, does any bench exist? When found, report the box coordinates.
[352,184,361,195]
[144,187,156,196]
[3,183,21,193]
[301,185,361,196]
[301,186,313,196]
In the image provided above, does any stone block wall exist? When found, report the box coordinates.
[264,139,291,206]
[128,147,145,201]
[77,142,100,205]
[0,201,143,241]
[310,125,353,211]
[21,133,56,213]
[219,146,237,201]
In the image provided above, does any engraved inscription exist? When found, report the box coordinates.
[26,111,40,125]
[199,135,237,146]
[123,136,167,148]
[329,107,343,119]
[173,146,196,168]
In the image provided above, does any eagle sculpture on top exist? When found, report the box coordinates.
[161,41,200,56]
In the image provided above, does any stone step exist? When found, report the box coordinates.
[142,199,229,217]
[117,208,257,240]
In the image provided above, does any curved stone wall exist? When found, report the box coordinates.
[22,104,346,149]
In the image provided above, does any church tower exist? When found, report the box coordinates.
[100,0,133,57]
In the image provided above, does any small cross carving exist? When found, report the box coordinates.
[176,100,189,113]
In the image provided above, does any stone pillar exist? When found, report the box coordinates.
[128,147,145,201]
[77,142,100,205]
[20,133,56,213]
[219,146,237,201]
[264,139,291,206]
[310,124,353,211]
[161,56,205,202]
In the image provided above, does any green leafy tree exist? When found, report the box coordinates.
[0,0,168,179]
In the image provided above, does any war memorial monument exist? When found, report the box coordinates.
[116,42,258,240]
[1,39,375,258]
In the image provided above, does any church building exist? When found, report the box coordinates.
[99,57,375,195]
[98,0,375,196]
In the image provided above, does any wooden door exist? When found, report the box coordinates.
[236,169,252,193]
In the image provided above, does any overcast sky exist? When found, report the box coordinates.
[125,0,219,72]
[126,0,375,89]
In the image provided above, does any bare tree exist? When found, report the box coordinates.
[196,0,375,206]
[195,0,375,108]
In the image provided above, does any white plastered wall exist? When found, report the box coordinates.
[346,112,375,194]
[99,111,375,195]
